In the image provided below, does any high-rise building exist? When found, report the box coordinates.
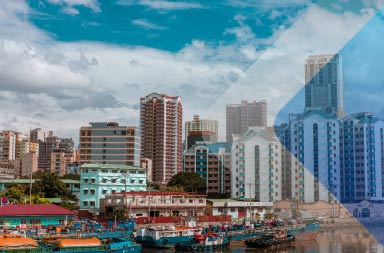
[289,109,341,203]
[184,142,231,197]
[38,136,60,170]
[30,128,45,143]
[305,54,345,117]
[140,93,183,184]
[0,131,17,163]
[185,115,218,150]
[226,100,267,142]
[79,122,140,166]
[231,127,282,202]
[340,112,384,203]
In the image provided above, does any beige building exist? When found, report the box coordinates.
[141,158,152,183]
[185,115,218,150]
[79,122,140,166]
[101,191,206,217]
[21,153,38,177]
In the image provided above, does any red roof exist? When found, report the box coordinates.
[0,204,74,217]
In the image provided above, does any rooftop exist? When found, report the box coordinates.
[108,191,206,197]
[81,163,145,171]
[0,204,75,217]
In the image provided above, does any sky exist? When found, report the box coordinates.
[0,0,383,142]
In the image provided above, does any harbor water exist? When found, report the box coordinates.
[142,225,383,253]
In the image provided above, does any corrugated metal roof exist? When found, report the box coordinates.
[0,204,74,216]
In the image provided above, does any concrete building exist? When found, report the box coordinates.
[79,163,147,213]
[50,151,67,176]
[140,93,183,184]
[183,143,231,197]
[30,128,52,143]
[231,127,282,202]
[38,136,61,170]
[340,112,384,203]
[79,122,140,166]
[101,191,206,218]
[141,158,152,183]
[207,199,273,220]
[0,131,17,163]
[185,115,218,150]
[289,109,341,203]
[305,54,345,117]
[226,100,267,142]
[21,153,38,177]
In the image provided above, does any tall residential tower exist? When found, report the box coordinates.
[140,93,183,184]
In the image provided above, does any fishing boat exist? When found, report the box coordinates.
[175,232,231,251]
[286,221,320,241]
[0,236,141,252]
[245,229,295,248]
[135,218,203,248]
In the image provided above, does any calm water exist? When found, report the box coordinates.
[142,226,384,253]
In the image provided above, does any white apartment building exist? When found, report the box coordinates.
[231,127,282,202]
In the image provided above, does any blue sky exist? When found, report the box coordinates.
[0,0,383,140]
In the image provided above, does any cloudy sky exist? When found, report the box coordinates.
[0,0,383,142]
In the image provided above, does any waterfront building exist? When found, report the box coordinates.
[305,54,345,117]
[79,122,140,166]
[79,163,147,213]
[185,115,218,150]
[226,100,267,142]
[140,93,183,184]
[231,127,282,202]
[289,109,341,203]
[183,142,231,197]
[0,204,74,227]
[100,191,206,218]
[340,112,384,203]
[206,199,273,220]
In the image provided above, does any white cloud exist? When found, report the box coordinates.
[61,6,80,15]
[47,0,101,13]
[132,19,167,30]
[207,4,375,140]
[116,0,203,10]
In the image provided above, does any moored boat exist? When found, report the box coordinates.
[135,218,203,248]
[175,232,231,251]
[286,221,320,241]
[0,236,141,252]
[245,229,295,248]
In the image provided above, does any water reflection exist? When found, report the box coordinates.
[142,226,382,253]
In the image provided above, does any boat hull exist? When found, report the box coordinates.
[135,235,195,248]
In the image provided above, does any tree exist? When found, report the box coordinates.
[62,174,80,180]
[167,172,205,193]
[32,171,73,199]
[166,186,184,192]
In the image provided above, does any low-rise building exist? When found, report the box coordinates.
[0,204,74,227]
[207,199,273,221]
[79,163,147,213]
[100,191,206,218]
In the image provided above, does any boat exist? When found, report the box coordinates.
[175,232,231,251]
[0,236,142,252]
[135,218,203,248]
[245,229,295,248]
[286,221,320,241]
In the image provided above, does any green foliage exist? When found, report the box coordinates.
[108,207,128,222]
[147,182,160,190]
[61,174,80,180]
[32,171,74,199]
[166,186,184,192]
[167,172,205,193]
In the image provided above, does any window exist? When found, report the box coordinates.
[83,189,88,194]
[83,201,88,206]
